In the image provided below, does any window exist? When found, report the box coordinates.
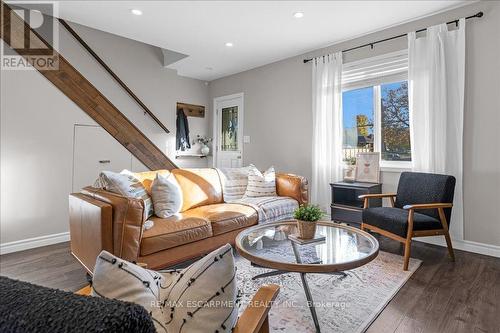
[380,81,410,162]
[221,106,239,151]
[342,51,411,168]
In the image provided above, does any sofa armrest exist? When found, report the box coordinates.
[69,194,113,273]
[80,187,146,262]
[276,173,308,205]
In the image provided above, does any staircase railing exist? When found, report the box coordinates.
[58,19,170,134]
[0,1,177,170]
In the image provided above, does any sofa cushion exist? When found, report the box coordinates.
[187,203,258,235]
[362,207,442,238]
[140,216,212,256]
[172,168,223,212]
[232,196,299,224]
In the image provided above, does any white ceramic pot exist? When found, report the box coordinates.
[201,144,210,156]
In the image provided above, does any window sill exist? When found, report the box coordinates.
[380,166,411,173]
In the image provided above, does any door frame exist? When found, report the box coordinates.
[212,92,244,168]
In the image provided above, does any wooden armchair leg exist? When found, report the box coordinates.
[438,208,455,262]
[403,239,412,271]
[443,231,455,261]
[403,210,415,271]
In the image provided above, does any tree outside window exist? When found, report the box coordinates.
[342,80,411,165]
[381,81,411,161]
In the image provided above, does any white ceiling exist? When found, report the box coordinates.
[55,1,470,81]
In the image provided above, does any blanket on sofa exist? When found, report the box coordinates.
[231,196,298,224]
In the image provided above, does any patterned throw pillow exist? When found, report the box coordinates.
[97,170,154,220]
[162,244,238,333]
[243,166,277,198]
[91,251,171,331]
[218,166,252,202]
[91,244,238,333]
[151,173,182,218]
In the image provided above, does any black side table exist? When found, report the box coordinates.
[330,182,382,226]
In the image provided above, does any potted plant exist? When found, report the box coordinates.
[293,204,324,239]
[193,135,213,156]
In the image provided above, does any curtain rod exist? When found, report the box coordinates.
[303,11,483,64]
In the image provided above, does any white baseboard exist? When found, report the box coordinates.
[414,236,500,258]
[0,232,70,255]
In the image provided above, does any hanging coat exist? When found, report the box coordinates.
[176,108,191,151]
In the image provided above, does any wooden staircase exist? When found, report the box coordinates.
[1,1,177,171]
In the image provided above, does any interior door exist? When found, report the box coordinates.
[72,125,133,192]
[214,93,244,168]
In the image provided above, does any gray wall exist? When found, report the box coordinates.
[1,21,210,245]
[209,1,500,247]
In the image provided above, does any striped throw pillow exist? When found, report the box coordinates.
[97,170,154,220]
[243,166,277,198]
[218,166,252,202]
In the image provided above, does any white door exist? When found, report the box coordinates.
[72,125,136,192]
[214,93,244,168]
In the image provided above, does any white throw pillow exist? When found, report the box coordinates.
[91,244,238,333]
[218,166,252,202]
[162,243,238,333]
[151,173,182,218]
[97,170,154,220]
[91,250,175,332]
[244,165,277,198]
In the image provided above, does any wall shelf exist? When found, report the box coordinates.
[175,154,208,159]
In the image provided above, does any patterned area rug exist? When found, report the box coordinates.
[236,251,421,333]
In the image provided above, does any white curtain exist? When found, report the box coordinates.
[408,19,465,240]
[311,52,343,211]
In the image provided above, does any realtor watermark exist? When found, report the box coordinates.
[151,300,350,310]
[1,1,59,70]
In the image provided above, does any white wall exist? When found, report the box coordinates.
[209,1,500,250]
[1,20,210,247]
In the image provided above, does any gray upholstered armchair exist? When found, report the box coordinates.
[360,172,456,270]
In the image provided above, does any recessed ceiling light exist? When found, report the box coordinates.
[131,9,142,16]
[293,12,304,18]
[225,42,233,47]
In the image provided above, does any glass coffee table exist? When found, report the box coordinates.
[235,220,379,333]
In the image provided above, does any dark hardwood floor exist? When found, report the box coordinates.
[0,242,87,292]
[1,238,499,333]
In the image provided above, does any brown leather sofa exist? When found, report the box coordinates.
[69,168,308,272]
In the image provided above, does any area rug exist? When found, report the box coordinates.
[235,251,421,333]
